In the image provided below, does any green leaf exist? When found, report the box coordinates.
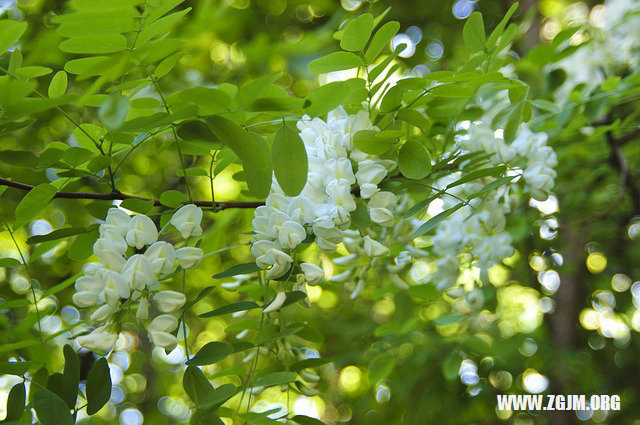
[207,116,272,198]
[0,150,38,167]
[199,301,260,318]
[431,84,473,98]
[0,20,27,52]
[0,361,31,376]
[0,258,21,268]
[187,342,234,366]
[87,155,113,172]
[412,203,464,239]
[15,66,52,79]
[177,120,222,149]
[463,12,486,53]
[14,183,57,229]
[304,78,367,116]
[59,33,128,54]
[307,52,364,74]
[291,415,326,425]
[68,228,99,261]
[407,284,440,301]
[98,95,130,130]
[183,365,213,404]
[380,85,404,112]
[197,383,237,411]
[213,262,261,279]
[86,358,112,415]
[62,345,79,409]
[399,140,431,180]
[137,8,191,44]
[155,52,183,78]
[468,175,517,199]
[48,71,68,99]
[120,198,154,214]
[368,352,395,383]
[364,21,400,63]
[353,130,396,155]
[33,390,73,425]
[272,125,308,196]
[159,190,188,208]
[290,358,331,372]
[5,383,26,421]
[62,146,93,166]
[446,165,507,189]
[340,13,374,52]
[486,3,518,51]
[254,371,296,388]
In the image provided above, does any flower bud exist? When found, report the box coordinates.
[122,254,155,291]
[136,297,149,320]
[263,291,286,313]
[145,241,176,275]
[94,227,127,256]
[149,331,178,350]
[363,235,389,257]
[359,183,379,199]
[126,215,158,249]
[300,263,324,285]
[148,314,179,333]
[175,247,203,269]
[170,204,203,239]
[355,161,387,185]
[390,273,409,290]
[278,221,306,249]
[73,291,99,307]
[153,290,186,312]
[76,326,117,354]
[82,262,103,276]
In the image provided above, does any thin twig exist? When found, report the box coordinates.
[0,178,263,210]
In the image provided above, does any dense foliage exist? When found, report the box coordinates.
[1,0,639,424]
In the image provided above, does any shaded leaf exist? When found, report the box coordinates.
[86,358,111,415]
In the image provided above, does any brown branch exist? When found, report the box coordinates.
[0,178,264,210]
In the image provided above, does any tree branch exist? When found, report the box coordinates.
[0,178,264,210]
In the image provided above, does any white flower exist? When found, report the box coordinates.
[278,221,306,249]
[122,254,155,291]
[300,263,324,285]
[82,262,103,276]
[75,275,103,294]
[136,296,149,320]
[263,291,286,313]
[73,291,99,307]
[325,180,356,212]
[98,250,126,272]
[359,183,379,199]
[355,161,387,185]
[149,314,179,333]
[369,208,394,227]
[153,290,186,313]
[99,269,130,303]
[524,165,556,201]
[149,332,178,350]
[95,227,128,256]
[316,236,337,253]
[76,326,117,353]
[145,241,176,275]
[103,208,131,237]
[90,304,115,323]
[266,262,291,279]
[363,235,389,257]
[171,204,203,239]
[175,247,203,269]
[126,215,158,249]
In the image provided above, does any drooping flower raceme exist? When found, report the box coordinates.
[250,107,397,285]
[72,204,204,353]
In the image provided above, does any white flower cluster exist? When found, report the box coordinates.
[430,122,557,290]
[250,107,396,288]
[73,204,204,353]
[555,0,640,98]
